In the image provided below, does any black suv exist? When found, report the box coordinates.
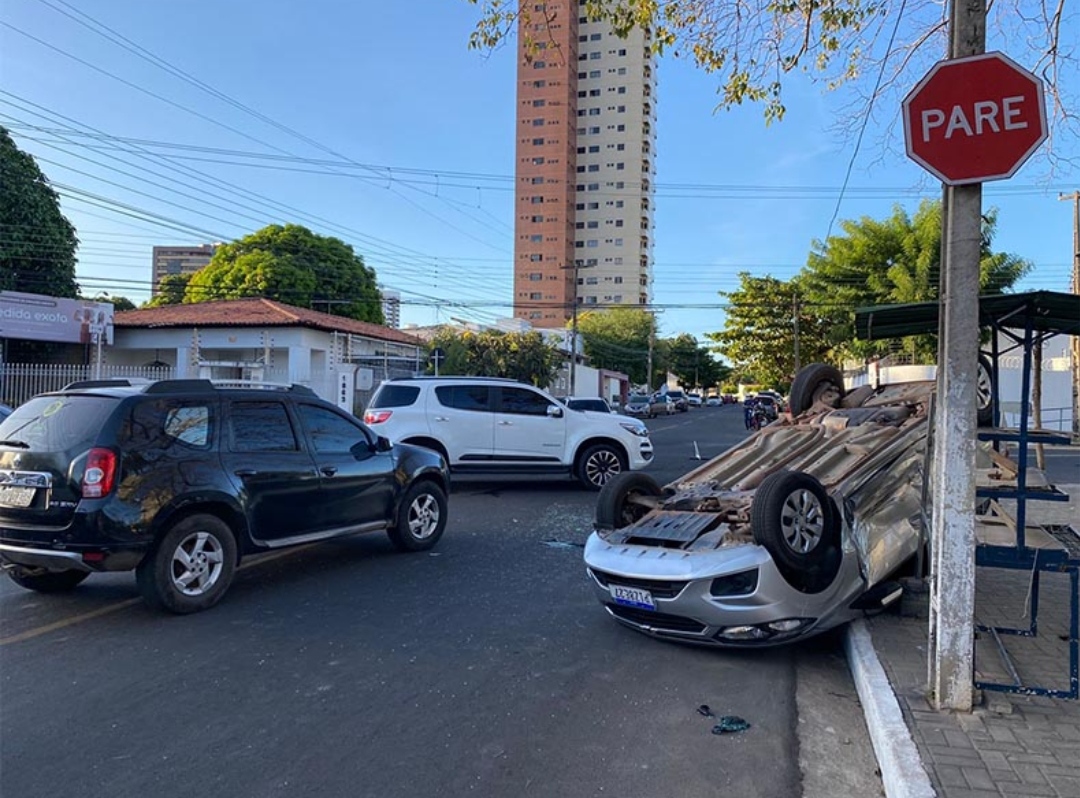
[0,379,450,613]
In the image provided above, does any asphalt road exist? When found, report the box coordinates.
[0,406,862,798]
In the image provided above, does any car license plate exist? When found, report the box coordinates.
[610,584,655,610]
[0,485,35,508]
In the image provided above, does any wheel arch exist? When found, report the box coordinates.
[400,436,451,464]
[147,496,249,563]
[572,435,630,469]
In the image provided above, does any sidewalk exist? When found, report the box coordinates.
[855,484,1080,798]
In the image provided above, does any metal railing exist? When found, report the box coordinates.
[0,363,175,407]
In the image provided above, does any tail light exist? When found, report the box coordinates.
[82,448,117,498]
[364,410,392,424]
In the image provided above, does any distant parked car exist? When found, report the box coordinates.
[624,394,673,419]
[687,393,703,407]
[705,396,721,407]
[0,404,12,421]
[563,396,616,414]
[665,390,689,412]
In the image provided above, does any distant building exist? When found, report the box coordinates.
[151,244,217,294]
[512,1,657,327]
[380,288,401,328]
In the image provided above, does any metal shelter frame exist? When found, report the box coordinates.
[856,291,1080,699]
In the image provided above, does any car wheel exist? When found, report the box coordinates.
[387,481,447,552]
[976,353,995,427]
[136,513,238,614]
[7,568,89,593]
[789,363,845,415]
[751,471,841,593]
[576,443,626,491]
[595,472,663,530]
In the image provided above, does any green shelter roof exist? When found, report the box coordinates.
[854,291,1080,341]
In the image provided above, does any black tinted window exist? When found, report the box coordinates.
[297,404,369,453]
[369,385,421,408]
[124,400,213,451]
[0,395,117,453]
[568,399,608,413]
[499,387,553,416]
[229,402,297,452]
[435,385,492,412]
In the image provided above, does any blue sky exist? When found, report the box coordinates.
[1,0,1076,345]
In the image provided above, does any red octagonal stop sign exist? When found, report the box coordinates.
[903,51,1047,185]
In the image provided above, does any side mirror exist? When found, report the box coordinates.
[546,404,563,418]
[376,435,393,452]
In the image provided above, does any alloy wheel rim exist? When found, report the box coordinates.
[976,362,992,411]
[586,450,622,486]
[408,494,440,539]
[779,489,825,554]
[171,531,225,596]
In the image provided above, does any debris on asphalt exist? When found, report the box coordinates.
[540,539,585,549]
[696,704,715,718]
[711,716,751,735]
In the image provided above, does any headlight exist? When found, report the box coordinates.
[619,422,649,437]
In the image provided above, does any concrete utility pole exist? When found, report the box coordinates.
[569,262,579,396]
[1059,191,1080,440]
[646,314,655,393]
[928,0,985,713]
[792,294,801,374]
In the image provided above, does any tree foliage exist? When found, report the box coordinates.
[575,307,657,385]
[144,273,193,308]
[0,126,78,298]
[802,200,1032,361]
[663,332,729,390]
[707,274,833,389]
[183,224,384,324]
[428,328,562,387]
[85,293,137,311]
[466,1,1075,146]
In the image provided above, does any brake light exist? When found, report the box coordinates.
[82,448,117,498]
[364,410,392,424]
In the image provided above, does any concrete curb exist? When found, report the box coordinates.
[844,619,937,798]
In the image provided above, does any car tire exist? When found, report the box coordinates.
[136,513,238,614]
[976,353,995,427]
[387,480,447,552]
[576,443,626,491]
[751,470,841,593]
[595,472,663,530]
[7,568,89,593]
[789,363,845,415]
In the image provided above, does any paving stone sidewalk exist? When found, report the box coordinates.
[866,484,1080,798]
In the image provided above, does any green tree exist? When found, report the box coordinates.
[0,126,78,298]
[144,273,193,308]
[663,333,728,390]
[467,1,1072,141]
[802,200,1033,362]
[574,307,656,385]
[185,224,384,323]
[707,274,833,389]
[428,329,561,387]
[85,293,137,311]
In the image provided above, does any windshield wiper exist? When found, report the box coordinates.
[0,440,30,449]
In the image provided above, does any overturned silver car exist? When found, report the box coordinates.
[584,363,935,647]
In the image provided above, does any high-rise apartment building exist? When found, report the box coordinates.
[512,1,656,327]
[380,287,402,328]
[151,244,217,294]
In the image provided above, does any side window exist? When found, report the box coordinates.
[499,388,554,416]
[229,402,297,452]
[126,400,212,451]
[297,404,370,454]
[434,385,492,412]
[164,406,211,448]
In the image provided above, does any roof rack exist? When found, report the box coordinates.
[62,378,155,390]
[387,376,522,383]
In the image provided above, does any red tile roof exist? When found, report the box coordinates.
[115,298,421,346]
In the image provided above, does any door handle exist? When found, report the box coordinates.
[320,466,338,477]
[499,421,513,426]
[434,416,450,422]
[234,469,257,477]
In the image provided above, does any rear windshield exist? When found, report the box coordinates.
[0,395,118,453]
[368,385,421,409]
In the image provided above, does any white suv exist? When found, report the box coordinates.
[363,377,653,490]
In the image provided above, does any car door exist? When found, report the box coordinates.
[430,384,495,464]
[221,399,322,546]
[493,386,566,462]
[294,402,395,532]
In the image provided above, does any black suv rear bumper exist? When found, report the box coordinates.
[0,506,149,573]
